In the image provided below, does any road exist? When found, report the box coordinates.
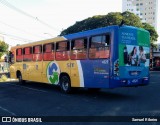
[0,71,159,125]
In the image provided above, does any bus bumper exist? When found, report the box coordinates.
[110,77,149,88]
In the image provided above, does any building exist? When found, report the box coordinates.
[122,0,159,70]
[122,0,158,30]
[152,43,160,69]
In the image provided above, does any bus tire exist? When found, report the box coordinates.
[60,75,71,94]
[17,72,25,84]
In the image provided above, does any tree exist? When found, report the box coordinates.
[60,11,158,46]
[0,40,9,58]
[142,23,158,46]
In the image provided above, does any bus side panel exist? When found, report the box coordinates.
[108,29,119,88]
[70,60,81,87]
[80,59,110,88]
[10,64,17,79]
[42,60,81,87]
[22,62,29,80]
[42,61,50,83]
[28,61,43,82]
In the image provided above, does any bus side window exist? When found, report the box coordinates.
[33,45,42,61]
[16,48,23,62]
[71,38,87,60]
[23,47,32,61]
[43,43,54,61]
[56,41,69,60]
[89,34,110,59]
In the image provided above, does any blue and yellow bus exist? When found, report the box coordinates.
[10,25,150,93]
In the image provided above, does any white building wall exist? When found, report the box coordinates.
[122,0,158,30]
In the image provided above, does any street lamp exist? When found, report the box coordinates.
[44,33,54,37]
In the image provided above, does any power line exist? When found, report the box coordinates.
[0,20,46,39]
[0,31,33,42]
[0,0,60,32]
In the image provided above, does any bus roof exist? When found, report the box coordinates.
[11,36,65,49]
[11,25,149,50]
[64,25,149,40]
[64,25,119,40]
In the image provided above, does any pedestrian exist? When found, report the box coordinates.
[1,64,4,72]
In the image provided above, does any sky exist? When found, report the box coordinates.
[0,0,159,47]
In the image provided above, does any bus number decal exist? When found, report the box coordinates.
[47,62,60,85]
[67,63,74,68]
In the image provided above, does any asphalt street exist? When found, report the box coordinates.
[0,71,159,125]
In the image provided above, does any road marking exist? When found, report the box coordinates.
[0,106,16,116]
[3,83,71,97]
[6,83,48,93]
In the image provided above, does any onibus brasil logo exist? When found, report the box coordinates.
[47,62,60,85]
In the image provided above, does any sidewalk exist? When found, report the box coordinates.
[0,72,18,82]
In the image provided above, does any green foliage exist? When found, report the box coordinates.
[122,11,143,28]
[0,40,9,58]
[142,23,158,47]
[60,11,158,45]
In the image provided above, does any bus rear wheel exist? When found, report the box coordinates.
[17,72,25,84]
[60,75,71,93]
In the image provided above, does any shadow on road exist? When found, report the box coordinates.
[16,81,137,101]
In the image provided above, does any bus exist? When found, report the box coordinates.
[9,25,150,93]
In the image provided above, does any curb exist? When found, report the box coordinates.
[6,78,18,82]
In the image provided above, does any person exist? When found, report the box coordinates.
[138,46,146,66]
[1,63,4,72]
[130,47,138,66]
[123,46,128,65]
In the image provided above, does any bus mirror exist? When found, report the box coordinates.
[8,51,14,64]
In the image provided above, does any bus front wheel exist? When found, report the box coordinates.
[60,75,71,93]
